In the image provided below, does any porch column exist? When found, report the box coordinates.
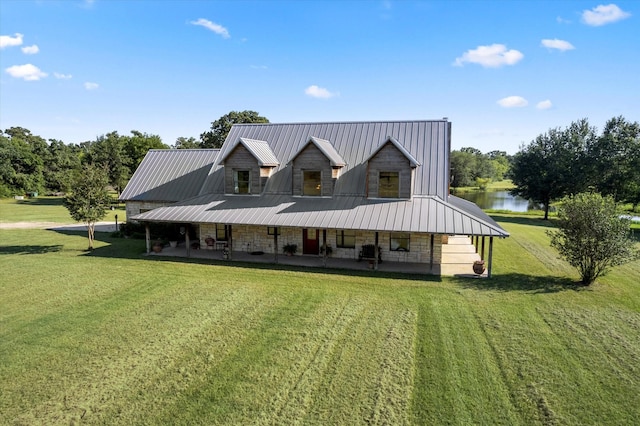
[185,224,191,258]
[274,227,279,264]
[481,236,486,260]
[430,234,435,271]
[488,237,494,278]
[322,229,327,268]
[145,224,151,254]
[227,225,233,260]
[374,231,379,271]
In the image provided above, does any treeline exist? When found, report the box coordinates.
[0,110,269,198]
[511,116,640,218]
[450,148,511,189]
[0,127,167,197]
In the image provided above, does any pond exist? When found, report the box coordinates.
[455,190,540,212]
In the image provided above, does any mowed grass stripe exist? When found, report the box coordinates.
[412,291,522,425]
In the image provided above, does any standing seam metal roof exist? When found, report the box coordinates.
[120,149,220,202]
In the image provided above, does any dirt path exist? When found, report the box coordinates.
[0,222,117,232]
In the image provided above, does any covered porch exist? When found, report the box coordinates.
[143,236,488,277]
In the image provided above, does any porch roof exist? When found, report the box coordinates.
[132,194,509,237]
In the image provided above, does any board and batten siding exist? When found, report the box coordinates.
[291,144,335,196]
[223,145,262,194]
[367,142,413,198]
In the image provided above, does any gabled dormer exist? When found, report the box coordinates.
[289,136,346,197]
[220,138,279,195]
[366,136,420,199]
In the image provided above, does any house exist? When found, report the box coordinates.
[121,120,509,276]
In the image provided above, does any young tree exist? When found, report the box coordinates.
[200,110,269,148]
[64,164,112,250]
[548,192,639,285]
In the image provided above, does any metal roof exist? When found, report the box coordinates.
[199,120,450,198]
[133,193,509,237]
[120,149,219,202]
[220,138,280,167]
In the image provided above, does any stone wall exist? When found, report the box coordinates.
[197,223,441,264]
[125,201,174,222]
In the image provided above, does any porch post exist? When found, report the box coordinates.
[322,229,327,268]
[374,231,379,271]
[481,236,486,260]
[274,227,279,264]
[430,234,435,271]
[488,237,494,278]
[227,225,233,260]
[145,224,151,254]
[185,224,191,258]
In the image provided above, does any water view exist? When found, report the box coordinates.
[456,190,539,212]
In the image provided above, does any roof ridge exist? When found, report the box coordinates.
[233,119,450,126]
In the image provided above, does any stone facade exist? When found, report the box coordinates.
[126,201,174,223]
[197,223,441,263]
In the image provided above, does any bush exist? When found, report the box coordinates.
[547,192,639,285]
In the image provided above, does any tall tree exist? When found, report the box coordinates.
[585,116,640,207]
[123,130,167,173]
[200,110,269,148]
[85,132,129,195]
[173,136,201,149]
[64,164,112,250]
[548,192,639,285]
[44,139,81,193]
[510,119,596,219]
[0,127,46,196]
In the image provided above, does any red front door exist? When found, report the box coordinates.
[302,229,319,255]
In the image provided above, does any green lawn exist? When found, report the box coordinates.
[0,196,125,224]
[1,213,638,424]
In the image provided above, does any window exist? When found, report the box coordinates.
[336,230,356,248]
[390,232,410,251]
[216,224,227,241]
[234,170,251,194]
[302,170,322,196]
[379,171,399,198]
[267,227,280,235]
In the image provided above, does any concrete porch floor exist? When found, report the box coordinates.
[148,235,487,278]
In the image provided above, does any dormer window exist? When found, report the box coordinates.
[234,170,251,194]
[303,170,322,196]
[379,171,399,198]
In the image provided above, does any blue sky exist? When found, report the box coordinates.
[1,0,638,153]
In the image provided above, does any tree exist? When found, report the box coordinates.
[173,136,201,149]
[510,119,596,219]
[585,116,640,208]
[548,192,639,285]
[64,164,112,250]
[123,130,167,172]
[0,127,47,196]
[84,132,129,195]
[200,110,269,148]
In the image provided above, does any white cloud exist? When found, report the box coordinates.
[1,33,23,49]
[497,96,528,108]
[84,82,99,90]
[556,16,571,24]
[582,4,630,26]
[190,18,230,39]
[454,44,524,68]
[250,65,268,70]
[536,100,553,110]
[5,63,47,81]
[304,85,338,99]
[21,44,39,54]
[54,72,72,79]
[541,39,575,51]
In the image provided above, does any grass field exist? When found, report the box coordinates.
[1,206,639,424]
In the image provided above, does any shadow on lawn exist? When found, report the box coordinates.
[452,273,580,293]
[0,244,63,255]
